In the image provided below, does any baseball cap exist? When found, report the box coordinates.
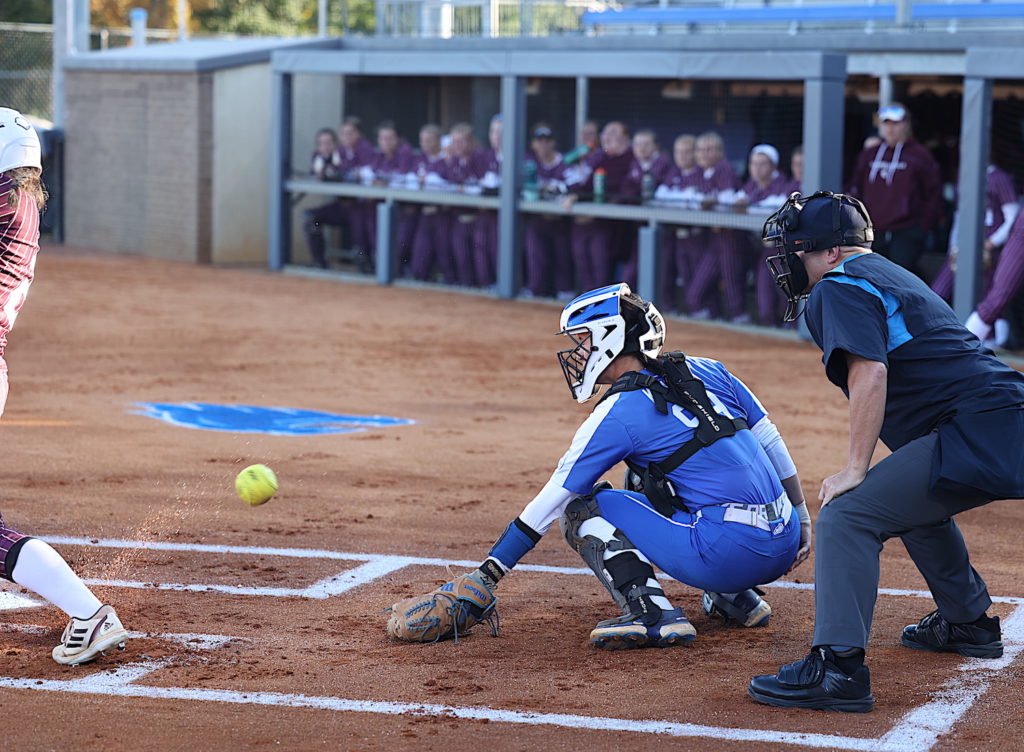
[787,193,873,252]
[878,104,907,123]
[531,126,554,140]
[750,143,779,166]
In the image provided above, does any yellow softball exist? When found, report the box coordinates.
[235,464,278,506]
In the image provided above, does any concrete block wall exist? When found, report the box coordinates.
[65,70,214,262]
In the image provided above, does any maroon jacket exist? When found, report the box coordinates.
[847,138,944,232]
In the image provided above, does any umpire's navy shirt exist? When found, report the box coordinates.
[805,251,1024,453]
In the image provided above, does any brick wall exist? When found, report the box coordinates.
[65,70,213,262]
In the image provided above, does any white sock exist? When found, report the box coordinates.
[11,539,103,619]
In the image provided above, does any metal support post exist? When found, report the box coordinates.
[953,76,992,321]
[375,201,398,284]
[498,75,526,299]
[637,222,662,307]
[319,0,329,37]
[801,57,847,193]
[575,77,589,145]
[268,72,293,270]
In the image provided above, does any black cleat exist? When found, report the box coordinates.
[901,610,1003,658]
[748,647,875,713]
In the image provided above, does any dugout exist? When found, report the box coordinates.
[954,47,1024,327]
[61,37,333,264]
[269,47,847,305]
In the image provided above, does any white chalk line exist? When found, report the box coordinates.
[19,535,1024,749]
[44,535,1024,604]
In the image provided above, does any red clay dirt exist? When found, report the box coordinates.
[0,245,1021,750]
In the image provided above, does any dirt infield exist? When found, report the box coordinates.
[1,245,1022,751]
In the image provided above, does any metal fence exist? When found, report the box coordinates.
[0,22,177,121]
[377,0,614,37]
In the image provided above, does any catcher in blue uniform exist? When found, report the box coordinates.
[388,283,811,647]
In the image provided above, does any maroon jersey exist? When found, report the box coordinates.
[445,149,487,185]
[738,172,792,208]
[0,176,41,365]
[780,177,801,197]
[625,152,673,194]
[659,165,702,192]
[336,138,375,178]
[699,158,738,195]
[531,154,569,186]
[574,149,638,201]
[985,166,1018,242]
[410,152,448,180]
[847,138,944,232]
[371,147,412,179]
[476,148,502,178]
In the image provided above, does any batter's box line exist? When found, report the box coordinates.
[41,536,1024,607]
[0,606,1021,752]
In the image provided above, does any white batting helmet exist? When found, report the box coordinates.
[0,108,42,174]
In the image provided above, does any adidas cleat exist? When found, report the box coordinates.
[590,607,696,650]
[52,605,130,666]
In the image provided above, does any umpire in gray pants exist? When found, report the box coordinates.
[748,191,1024,713]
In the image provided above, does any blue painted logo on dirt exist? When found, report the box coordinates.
[131,402,415,436]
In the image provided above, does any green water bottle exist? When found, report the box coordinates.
[563,142,592,166]
[523,160,539,201]
[593,167,607,203]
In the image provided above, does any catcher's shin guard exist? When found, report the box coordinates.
[560,492,677,634]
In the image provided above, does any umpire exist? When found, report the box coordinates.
[748,191,1024,713]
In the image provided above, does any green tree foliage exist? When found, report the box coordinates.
[1,0,52,23]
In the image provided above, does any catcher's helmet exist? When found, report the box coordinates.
[557,283,665,404]
[0,108,41,174]
[762,191,874,321]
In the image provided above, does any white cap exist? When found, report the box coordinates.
[749,143,779,166]
[878,104,907,123]
[0,108,41,174]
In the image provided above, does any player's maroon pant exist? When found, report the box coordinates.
[451,212,481,287]
[409,209,454,283]
[977,213,1024,325]
[684,229,746,318]
[364,203,419,271]
[571,218,615,292]
[473,211,499,288]
[524,215,572,296]
[755,240,785,324]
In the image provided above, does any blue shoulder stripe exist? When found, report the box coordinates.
[821,273,912,352]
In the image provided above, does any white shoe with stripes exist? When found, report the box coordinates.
[52,605,129,666]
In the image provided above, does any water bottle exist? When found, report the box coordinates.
[593,168,607,203]
[523,160,539,201]
[641,172,655,203]
[563,143,592,166]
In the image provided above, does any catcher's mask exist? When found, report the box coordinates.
[762,191,874,321]
[557,283,665,404]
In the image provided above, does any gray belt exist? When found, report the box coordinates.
[718,495,792,533]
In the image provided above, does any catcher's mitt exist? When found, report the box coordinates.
[386,573,499,643]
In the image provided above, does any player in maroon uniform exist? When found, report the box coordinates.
[655,134,702,311]
[736,145,792,325]
[781,145,803,197]
[966,209,1024,347]
[847,104,944,276]
[301,128,345,268]
[473,115,504,289]
[684,132,744,321]
[523,125,572,297]
[360,122,413,272]
[445,123,486,287]
[0,108,129,665]
[408,124,454,283]
[564,121,639,291]
[931,166,1019,329]
[626,129,673,194]
[337,117,376,263]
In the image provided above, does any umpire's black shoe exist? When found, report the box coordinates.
[748,647,875,713]
[901,610,1003,658]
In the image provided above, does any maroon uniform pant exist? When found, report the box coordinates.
[409,210,453,283]
[684,229,746,319]
[524,215,572,296]
[572,218,615,292]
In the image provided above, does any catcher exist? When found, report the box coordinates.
[388,283,811,647]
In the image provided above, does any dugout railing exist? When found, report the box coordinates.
[269,48,845,310]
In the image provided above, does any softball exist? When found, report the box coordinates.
[235,464,278,506]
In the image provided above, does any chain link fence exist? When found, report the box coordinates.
[377,0,611,37]
[0,22,178,122]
